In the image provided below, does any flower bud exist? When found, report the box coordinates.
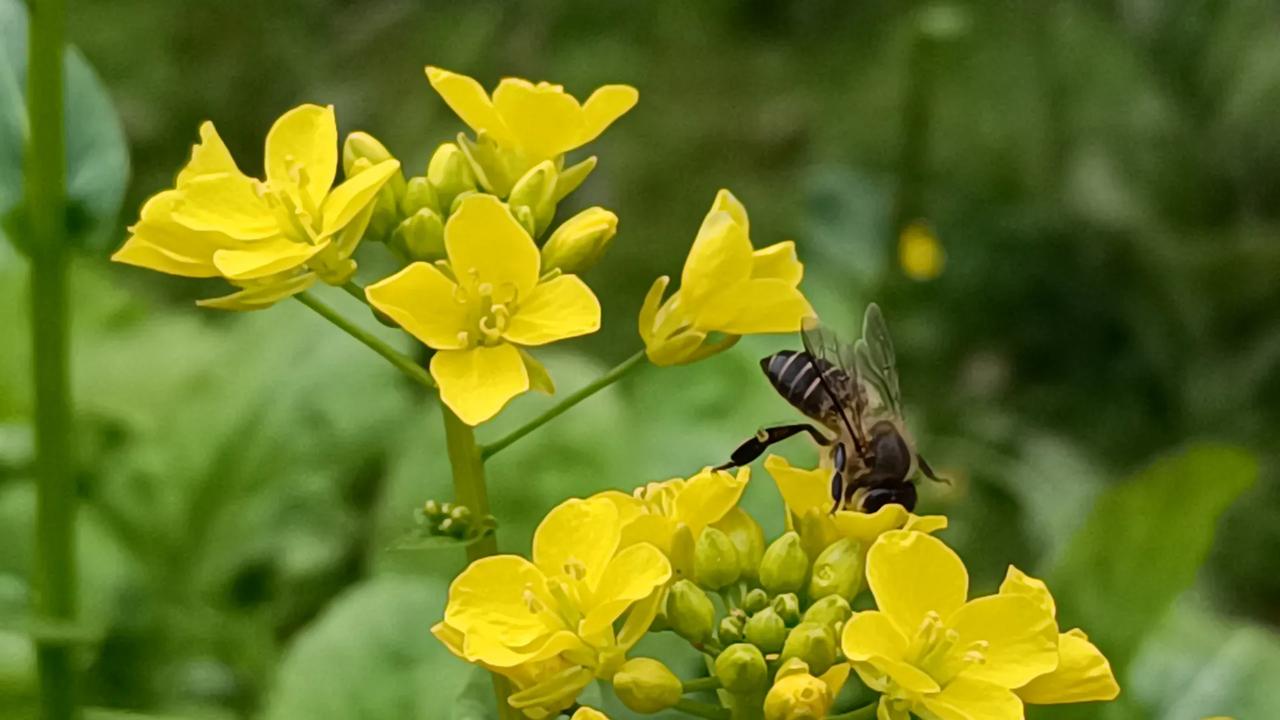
[744,607,787,653]
[540,207,619,275]
[400,176,439,216]
[808,538,865,602]
[343,131,394,175]
[714,643,768,694]
[717,615,745,645]
[666,579,715,645]
[694,526,740,590]
[802,595,852,629]
[508,161,558,237]
[390,208,445,262]
[780,622,837,676]
[743,588,770,614]
[764,660,833,720]
[760,532,809,595]
[771,593,801,626]
[553,155,598,201]
[612,658,682,714]
[427,142,476,210]
[712,508,766,582]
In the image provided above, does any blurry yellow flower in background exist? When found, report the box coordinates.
[841,531,1064,720]
[366,194,601,425]
[639,189,814,366]
[898,219,945,281]
[113,104,400,309]
[432,497,671,718]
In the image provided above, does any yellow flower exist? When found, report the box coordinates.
[841,531,1060,720]
[763,658,851,720]
[764,455,946,554]
[639,190,813,366]
[366,194,601,425]
[999,567,1120,705]
[593,466,750,577]
[570,709,609,720]
[426,66,637,194]
[113,105,400,309]
[898,220,945,281]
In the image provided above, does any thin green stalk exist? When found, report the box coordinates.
[682,676,722,694]
[826,701,878,720]
[672,698,731,720]
[25,1,76,719]
[441,407,512,717]
[340,279,368,305]
[481,349,647,458]
[294,291,436,389]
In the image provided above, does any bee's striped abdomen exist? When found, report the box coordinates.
[760,351,848,427]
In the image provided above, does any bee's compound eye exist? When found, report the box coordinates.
[860,484,918,513]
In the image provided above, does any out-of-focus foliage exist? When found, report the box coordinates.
[3,0,1280,719]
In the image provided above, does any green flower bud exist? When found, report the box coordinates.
[400,176,439,216]
[802,595,852,629]
[714,643,768,694]
[613,658,682,714]
[808,538,865,602]
[666,579,715,645]
[780,622,838,676]
[343,131,394,175]
[712,508,766,582]
[718,615,745,645]
[508,161,558,237]
[390,208,445,262]
[743,588,770,614]
[771,593,801,626]
[553,155,598,201]
[540,207,619,275]
[449,189,478,216]
[760,532,809,595]
[744,607,787,653]
[427,142,477,210]
[694,526,740,590]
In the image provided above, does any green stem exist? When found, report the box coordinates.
[295,291,436,389]
[441,407,513,717]
[340,279,368,305]
[25,1,76,719]
[682,676,722,694]
[672,698,731,720]
[826,701,878,720]
[481,349,647,458]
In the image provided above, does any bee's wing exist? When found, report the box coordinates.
[800,316,867,446]
[856,303,904,419]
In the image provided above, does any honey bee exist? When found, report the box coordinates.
[715,303,944,512]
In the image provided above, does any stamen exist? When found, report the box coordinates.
[562,558,587,581]
[522,585,542,614]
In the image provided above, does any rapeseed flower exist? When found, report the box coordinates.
[639,190,813,366]
[113,104,399,309]
[366,194,600,425]
[763,658,850,720]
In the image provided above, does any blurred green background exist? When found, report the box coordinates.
[3,1,1280,718]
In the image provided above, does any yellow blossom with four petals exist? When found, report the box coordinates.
[366,194,601,425]
[639,190,814,366]
[113,104,400,309]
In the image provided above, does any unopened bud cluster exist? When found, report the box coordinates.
[418,499,496,541]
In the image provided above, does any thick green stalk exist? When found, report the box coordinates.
[672,698,731,719]
[295,292,436,389]
[481,349,646,458]
[25,1,77,719]
[682,676,722,694]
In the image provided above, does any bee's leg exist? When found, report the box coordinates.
[829,442,847,513]
[917,454,951,485]
[715,423,831,471]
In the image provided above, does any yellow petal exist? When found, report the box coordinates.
[430,621,466,660]
[998,566,1056,619]
[196,272,318,311]
[320,158,400,236]
[520,349,556,395]
[443,555,561,647]
[212,238,326,281]
[503,275,601,346]
[819,663,851,699]
[618,514,677,556]
[854,655,940,695]
[507,664,595,715]
[831,504,910,546]
[431,344,529,425]
[425,66,515,146]
[113,234,217,277]
[577,85,638,147]
[765,455,830,517]
[593,490,645,528]
[841,610,909,663]
[463,627,587,668]
[533,498,621,589]
[493,77,584,160]
[264,104,338,206]
[866,530,969,637]
[751,240,803,286]
[581,543,671,637]
[616,589,664,652]
[113,191,231,277]
[903,514,949,534]
[920,676,1023,720]
[176,121,241,185]
[637,275,671,345]
[644,328,707,367]
[1016,629,1119,704]
[680,209,752,309]
[444,194,540,299]
[672,467,749,535]
[571,707,609,720]
[709,189,749,232]
[693,278,813,335]
[173,173,277,240]
[947,594,1059,689]
[365,262,469,350]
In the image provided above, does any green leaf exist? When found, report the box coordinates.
[262,575,471,720]
[0,0,130,255]
[1050,444,1257,675]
